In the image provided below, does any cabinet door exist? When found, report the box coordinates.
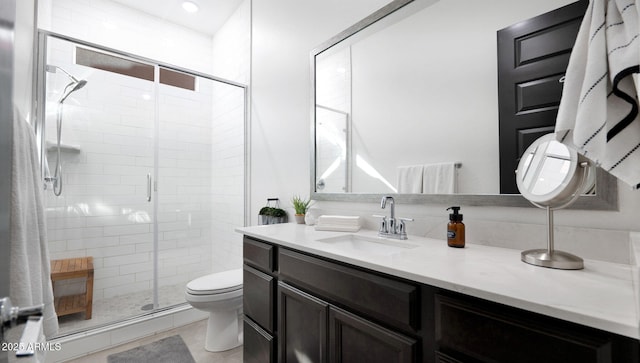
[244,317,275,363]
[244,264,275,332]
[278,282,329,363]
[329,306,417,363]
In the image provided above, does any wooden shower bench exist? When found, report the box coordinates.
[50,256,94,319]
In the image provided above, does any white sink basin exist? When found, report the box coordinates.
[316,234,419,256]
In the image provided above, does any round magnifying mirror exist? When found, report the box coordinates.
[516,134,592,206]
[516,133,593,270]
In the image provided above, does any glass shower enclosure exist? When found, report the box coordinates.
[34,32,246,335]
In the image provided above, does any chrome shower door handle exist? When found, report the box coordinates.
[146,173,152,202]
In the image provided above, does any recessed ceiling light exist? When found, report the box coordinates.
[182,1,199,13]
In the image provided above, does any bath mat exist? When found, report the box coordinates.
[107,335,195,363]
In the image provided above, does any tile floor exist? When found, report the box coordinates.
[64,319,242,363]
[57,283,187,335]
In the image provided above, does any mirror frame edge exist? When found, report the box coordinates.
[309,0,619,211]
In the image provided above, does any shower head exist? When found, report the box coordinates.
[47,65,88,103]
[71,79,88,92]
[59,79,88,103]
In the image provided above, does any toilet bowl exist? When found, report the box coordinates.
[185,268,243,352]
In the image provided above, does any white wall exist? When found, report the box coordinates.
[212,0,251,85]
[251,0,391,219]
[250,0,640,264]
[39,0,214,74]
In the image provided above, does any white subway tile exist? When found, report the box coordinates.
[94,274,136,290]
[86,244,136,258]
[103,252,149,267]
[103,224,150,236]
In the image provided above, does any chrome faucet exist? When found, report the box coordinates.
[376,196,413,240]
[381,195,395,233]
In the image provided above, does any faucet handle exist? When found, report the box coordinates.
[373,215,387,233]
[398,218,414,236]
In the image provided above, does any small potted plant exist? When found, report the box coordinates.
[258,198,288,225]
[291,195,313,224]
[270,207,287,224]
[258,206,274,225]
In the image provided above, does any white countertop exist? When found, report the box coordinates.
[237,223,640,339]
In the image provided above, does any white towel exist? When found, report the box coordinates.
[10,108,59,337]
[555,0,640,189]
[316,215,361,226]
[423,162,457,194]
[397,165,424,193]
[315,215,362,232]
[314,224,361,232]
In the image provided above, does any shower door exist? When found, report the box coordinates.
[40,35,157,333]
[156,70,247,306]
[37,33,247,335]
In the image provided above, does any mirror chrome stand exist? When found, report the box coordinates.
[521,162,589,270]
[521,205,583,270]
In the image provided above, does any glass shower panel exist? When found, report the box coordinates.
[44,37,156,334]
[316,107,349,193]
[156,71,245,307]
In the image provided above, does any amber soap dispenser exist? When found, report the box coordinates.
[447,206,465,248]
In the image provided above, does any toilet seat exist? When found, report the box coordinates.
[186,268,242,295]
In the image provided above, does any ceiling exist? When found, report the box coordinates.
[109,0,244,36]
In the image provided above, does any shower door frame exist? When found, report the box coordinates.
[33,30,250,332]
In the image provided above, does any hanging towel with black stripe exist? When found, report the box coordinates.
[555,0,640,189]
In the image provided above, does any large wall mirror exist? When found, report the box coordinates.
[310,0,618,209]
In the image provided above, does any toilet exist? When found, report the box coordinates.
[184,268,243,352]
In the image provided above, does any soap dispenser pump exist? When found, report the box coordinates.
[447,206,465,248]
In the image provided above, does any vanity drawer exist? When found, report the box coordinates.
[243,264,275,332]
[244,317,275,363]
[278,248,419,333]
[244,236,275,272]
[435,294,615,363]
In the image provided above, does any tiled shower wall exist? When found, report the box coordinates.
[210,84,245,273]
[45,39,221,301]
[42,0,249,302]
[45,37,155,301]
[210,0,251,273]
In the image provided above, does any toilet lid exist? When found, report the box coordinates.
[186,268,242,295]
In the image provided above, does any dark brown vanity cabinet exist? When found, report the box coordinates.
[243,236,420,363]
[328,304,417,362]
[278,282,329,362]
[434,293,638,363]
[242,236,639,363]
[277,249,419,363]
[278,282,418,363]
[243,237,277,363]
